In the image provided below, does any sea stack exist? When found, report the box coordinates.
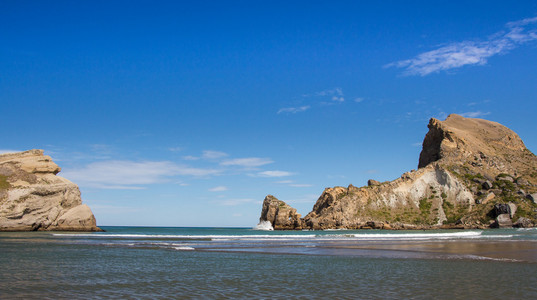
[0,150,101,231]
[259,114,537,230]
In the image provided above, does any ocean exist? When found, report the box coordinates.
[1,226,537,299]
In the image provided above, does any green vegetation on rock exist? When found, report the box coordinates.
[0,175,10,190]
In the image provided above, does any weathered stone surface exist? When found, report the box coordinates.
[513,217,533,228]
[418,114,529,172]
[516,178,530,186]
[367,179,381,186]
[259,195,303,230]
[484,192,495,204]
[497,175,514,182]
[482,181,493,190]
[259,114,537,230]
[527,193,537,204]
[302,166,473,230]
[507,203,517,218]
[0,150,101,231]
[492,204,512,218]
[493,214,513,228]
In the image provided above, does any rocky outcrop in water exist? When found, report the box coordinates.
[259,195,303,230]
[0,150,101,231]
[259,114,537,230]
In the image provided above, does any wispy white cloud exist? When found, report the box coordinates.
[278,106,310,114]
[458,111,491,118]
[386,16,537,76]
[275,180,312,187]
[289,183,313,187]
[202,150,228,159]
[168,147,183,152]
[275,180,293,184]
[61,160,220,189]
[435,111,448,120]
[354,97,364,103]
[257,170,294,177]
[182,155,199,161]
[317,88,345,102]
[182,150,228,161]
[314,87,343,97]
[332,96,345,102]
[279,87,355,114]
[209,185,228,192]
[220,157,273,167]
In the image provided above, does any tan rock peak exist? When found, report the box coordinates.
[1,149,100,231]
[419,114,532,172]
[0,149,61,175]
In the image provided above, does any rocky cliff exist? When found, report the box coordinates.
[259,114,537,230]
[0,150,101,231]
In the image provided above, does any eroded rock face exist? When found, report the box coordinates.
[261,114,537,230]
[303,165,475,230]
[418,114,533,178]
[259,195,303,230]
[0,150,101,231]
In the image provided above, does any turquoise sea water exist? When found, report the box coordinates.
[1,227,537,299]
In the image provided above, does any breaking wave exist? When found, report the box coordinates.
[54,230,488,241]
[253,221,274,231]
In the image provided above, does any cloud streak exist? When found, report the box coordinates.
[220,157,274,167]
[209,185,228,192]
[386,16,537,76]
[458,111,491,118]
[257,170,294,177]
[61,160,220,189]
[277,106,310,114]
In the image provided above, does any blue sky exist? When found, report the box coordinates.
[2,1,537,226]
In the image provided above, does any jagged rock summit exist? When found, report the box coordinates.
[0,150,101,231]
[259,114,537,230]
[260,195,302,230]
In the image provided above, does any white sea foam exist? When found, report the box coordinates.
[253,221,274,231]
[53,233,318,240]
[53,231,489,242]
[349,231,483,240]
[460,255,521,262]
[479,235,513,239]
[174,246,195,251]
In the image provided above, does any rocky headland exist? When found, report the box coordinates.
[0,150,101,231]
[259,114,537,230]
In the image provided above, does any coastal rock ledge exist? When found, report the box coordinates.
[259,114,537,230]
[0,150,101,231]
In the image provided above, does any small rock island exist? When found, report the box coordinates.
[260,114,537,230]
[0,150,101,231]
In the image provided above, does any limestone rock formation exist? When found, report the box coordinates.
[0,150,101,231]
[259,114,537,230]
[259,195,303,230]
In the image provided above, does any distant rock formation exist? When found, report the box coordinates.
[259,114,537,230]
[0,150,101,231]
[259,195,303,230]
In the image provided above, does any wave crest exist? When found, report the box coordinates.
[253,221,274,231]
